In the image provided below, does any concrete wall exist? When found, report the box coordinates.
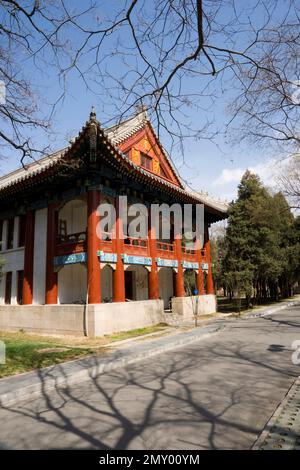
[0,299,165,337]
[158,267,174,309]
[0,305,86,336]
[90,299,164,336]
[172,294,217,318]
[33,208,47,304]
[58,263,87,304]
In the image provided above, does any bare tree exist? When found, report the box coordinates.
[0,0,94,163]
[1,1,299,164]
[63,0,300,158]
[278,154,300,208]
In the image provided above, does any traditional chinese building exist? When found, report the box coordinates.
[0,108,227,336]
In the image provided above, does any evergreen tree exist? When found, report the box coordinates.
[222,171,300,305]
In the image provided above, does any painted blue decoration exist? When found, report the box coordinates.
[54,252,87,266]
[155,258,178,268]
[122,254,152,266]
[182,261,199,270]
[97,251,117,263]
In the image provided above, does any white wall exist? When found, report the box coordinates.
[58,198,87,234]
[158,267,174,309]
[101,265,113,302]
[0,216,24,305]
[58,263,87,304]
[33,208,47,304]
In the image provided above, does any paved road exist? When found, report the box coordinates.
[0,306,300,450]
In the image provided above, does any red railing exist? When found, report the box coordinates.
[182,245,196,254]
[56,231,86,256]
[201,248,207,261]
[55,230,206,264]
[99,232,113,252]
[156,241,175,259]
[123,237,149,255]
[156,241,174,252]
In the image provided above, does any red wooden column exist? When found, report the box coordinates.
[45,203,58,304]
[204,224,214,295]
[87,190,101,304]
[148,211,159,299]
[174,235,185,297]
[23,211,35,304]
[113,197,125,302]
[196,241,205,295]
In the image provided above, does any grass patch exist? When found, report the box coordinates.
[103,323,168,342]
[0,323,169,378]
[0,334,94,378]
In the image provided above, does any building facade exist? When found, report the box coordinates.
[0,108,227,335]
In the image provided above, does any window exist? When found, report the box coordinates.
[17,270,24,305]
[5,272,12,305]
[18,215,26,247]
[140,153,152,171]
[6,218,14,250]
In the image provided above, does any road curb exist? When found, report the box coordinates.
[0,324,223,408]
[252,376,300,450]
[244,299,300,319]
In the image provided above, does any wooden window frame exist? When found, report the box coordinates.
[140,152,152,171]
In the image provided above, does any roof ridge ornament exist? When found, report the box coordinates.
[89,105,97,122]
[88,106,97,162]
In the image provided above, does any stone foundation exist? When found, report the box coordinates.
[171,294,217,318]
[0,299,164,337]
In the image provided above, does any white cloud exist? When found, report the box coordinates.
[212,168,244,186]
[212,158,288,188]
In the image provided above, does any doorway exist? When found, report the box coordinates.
[125,270,133,300]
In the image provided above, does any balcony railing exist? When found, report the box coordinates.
[55,230,207,263]
[182,245,196,255]
[156,241,174,252]
[124,237,148,255]
[56,231,86,256]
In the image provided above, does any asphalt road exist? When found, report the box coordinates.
[0,306,300,450]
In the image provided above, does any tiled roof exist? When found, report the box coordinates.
[0,109,228,214]
[106,108,183,187]
[106,109,148,145]
[0,149,65,190]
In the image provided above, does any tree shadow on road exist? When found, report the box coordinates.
[0,328,298,450]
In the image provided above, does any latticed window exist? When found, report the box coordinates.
[140,153,152,170]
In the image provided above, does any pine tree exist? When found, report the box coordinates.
[222,171,300,306]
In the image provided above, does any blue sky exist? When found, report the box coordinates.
[0,0,293,202]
